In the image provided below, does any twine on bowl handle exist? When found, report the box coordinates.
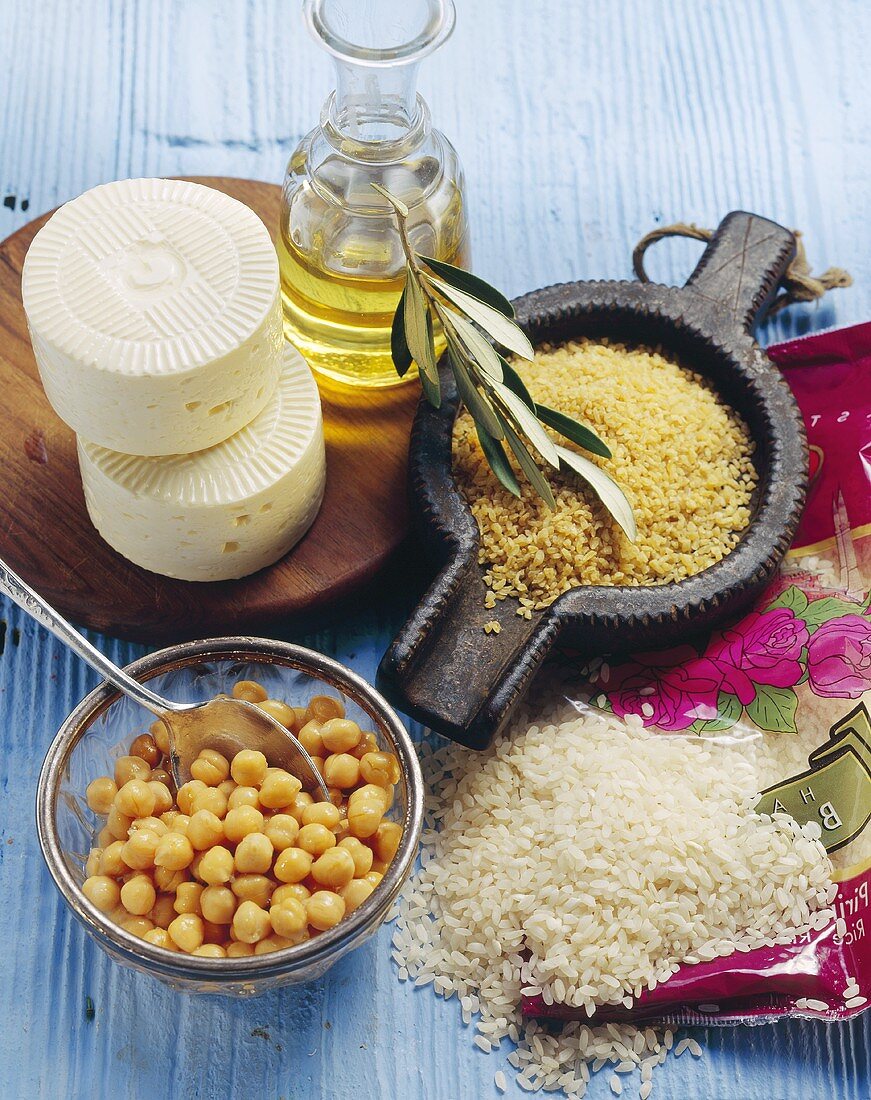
[633,222,852,316]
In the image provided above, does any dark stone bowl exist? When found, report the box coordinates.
[378,212,808,748]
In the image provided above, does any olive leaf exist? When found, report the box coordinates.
[498,412,556,510]
[537,403,611,459]
[441,306,504,383]
[556,445,637,541]
[391,284,413,377]
[404,266,439,388]
[374,182,635,533]
[476,422,520,498]
[420,255,515,317]
[494,382,560,469]
[422,272,535,360]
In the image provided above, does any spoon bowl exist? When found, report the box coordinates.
[158,694,328,794]
[0,555,328,797]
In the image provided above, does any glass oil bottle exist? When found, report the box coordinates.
[278,0,470,388]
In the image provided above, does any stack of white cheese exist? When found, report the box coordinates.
[21,178,326,582]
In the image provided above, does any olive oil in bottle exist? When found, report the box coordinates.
[279,0,470,389]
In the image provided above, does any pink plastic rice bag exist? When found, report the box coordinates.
[524,322,871,1026]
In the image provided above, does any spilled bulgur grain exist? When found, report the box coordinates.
[452,339,757,606]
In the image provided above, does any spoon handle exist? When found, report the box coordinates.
[0,556,172,717]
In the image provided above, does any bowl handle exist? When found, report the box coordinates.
[682,211,796,335]
[377,561,560,749]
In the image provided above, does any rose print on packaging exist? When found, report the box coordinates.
[595,584,871,733]
[807,615,871,698]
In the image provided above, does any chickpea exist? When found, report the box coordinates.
[370,858,390,875]
[114,779,156,819]
[234,833,274,875]
[168,913,205,953]
[120,874,156,916]
[328,788,346,809]
[229,874,273,907]
[130,733,161,768]
[217,778,236,798]
[298,720,324,758]
[144,927,175,950]
[305,694,345,723]
[301,801,341,830]
[150,718,171,755]
[187,810,224,851]
[122,829,160,870]
[193,943,227,958]
[350,731,380,760]
[339,837,374,878]
[174,882,204,915]
[292,707,308,733]
[150,894,177,929]
[306,890,346,931]
[259,768,302,810]
[85,848,102,878]
[228,785,260,810]
[272,882,311,906]
[320,718,362,754]
[114,755,151,786]
[86,776,118,815]
[287,791,314,823]
[232,900,271,944]
[106,805,133,840]
[99,840,129,877]
[96,825,115,848]
[263,814,299,852]
[232,679,268,703]
[153,831,194,871]
[148,780,174,816]
[128,815,168,837]
[359,751,401,788]
[310,756,327,780]
[153,865,188,893]
[230,749,268,787]
[190,749,230,787]
[296,823,337,857]
[223,805,265,844]
[176,780,208,816]
[226,941,255,957]
[323,753,360,790]
[258,698,297,728]
[274,847,313,884]
[347,786,387,839]
[168,814,190,836]
[200,885,236,925]
[373,821,403,864]
[340,878,375,914]
[311,847,355,890]
[364,871,383,889]
[121,916,154,938]
[82,875,121,913]
[150,766,174,789]
[254,935,298,955]
[190,786,229,819]
[197,846,234,886]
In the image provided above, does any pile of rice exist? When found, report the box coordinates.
[391,699,835,1098]
[451,339,758,611]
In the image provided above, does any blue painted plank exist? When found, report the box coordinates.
[1,1,870,1098]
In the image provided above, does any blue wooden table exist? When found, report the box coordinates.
[2,2,870,1097]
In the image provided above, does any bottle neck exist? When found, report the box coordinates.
[324,59,427,154]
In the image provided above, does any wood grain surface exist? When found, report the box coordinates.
[1,3,870,1100]
[0,177,416,642]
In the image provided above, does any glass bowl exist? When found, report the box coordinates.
[36,637,424,995]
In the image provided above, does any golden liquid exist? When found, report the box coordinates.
[278,182,470,388]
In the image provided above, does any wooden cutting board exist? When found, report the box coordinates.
[0,177,416,643]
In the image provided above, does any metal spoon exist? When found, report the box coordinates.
[0,557,329,798]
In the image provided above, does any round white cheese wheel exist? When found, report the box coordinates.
[78,344,326,582]
[22,178,282,456]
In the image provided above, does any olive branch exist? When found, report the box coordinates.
[374,183,635,539]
